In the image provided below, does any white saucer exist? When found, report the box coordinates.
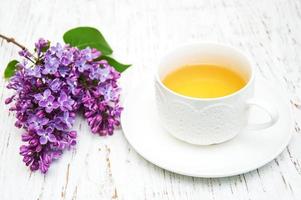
[120,72,293,178]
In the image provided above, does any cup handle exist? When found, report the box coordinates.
[246,98,279,130]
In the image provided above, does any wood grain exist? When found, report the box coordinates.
[0,0,301,199]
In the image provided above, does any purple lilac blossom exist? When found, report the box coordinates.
[37,126,56,145]
[57,91,74,111]
[49,78,62,92]
[5,40,122,173]
[35,38,49,55]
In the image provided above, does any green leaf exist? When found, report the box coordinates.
[63,27,113,55]
[4,60,19,79]
[101,55,131,73]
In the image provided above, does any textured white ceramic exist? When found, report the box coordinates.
[121,77,293,177]
[156,43,279,145]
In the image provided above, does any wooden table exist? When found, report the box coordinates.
[1,0,301,199]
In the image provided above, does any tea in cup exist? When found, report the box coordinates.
[155,43,278,145]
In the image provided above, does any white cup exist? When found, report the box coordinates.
[155,43,279,145]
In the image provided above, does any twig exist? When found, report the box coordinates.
[0,33,37,63]
[0,33,27,50]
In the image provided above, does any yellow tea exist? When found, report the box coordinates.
[162,64,246,98]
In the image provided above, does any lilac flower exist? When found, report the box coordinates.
[5,95,15,104]
[19,49,32,58]
[58,91,74,111]
[49,78,62,92]
[49,149,62,160]
[58,65,70,77]
[56,131,77,150]
[97,83,120,101]
[34,90,59,112]
[37,126,56,144]
[34,90,58,112]
[43,57,59,74]
[89,66,111,81]
[49,43,64,57]
[27,65,42,78]
[75,58,90,72]
[41,97,59,113]
[61,112,75,129]
[34,89,52,103]
[53,112,75,130]
[66,77,79,95]
[38,153,52,173]
[35,38,49,55]
[6,39,122,173]
[27,115,49,130]
[60,50,74,66]
[81,47,101,61]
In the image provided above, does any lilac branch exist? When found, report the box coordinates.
[0,33,27,50]
[0,33,37,62]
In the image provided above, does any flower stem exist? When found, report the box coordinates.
[0,33,27,50]
[0,33,38,62]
